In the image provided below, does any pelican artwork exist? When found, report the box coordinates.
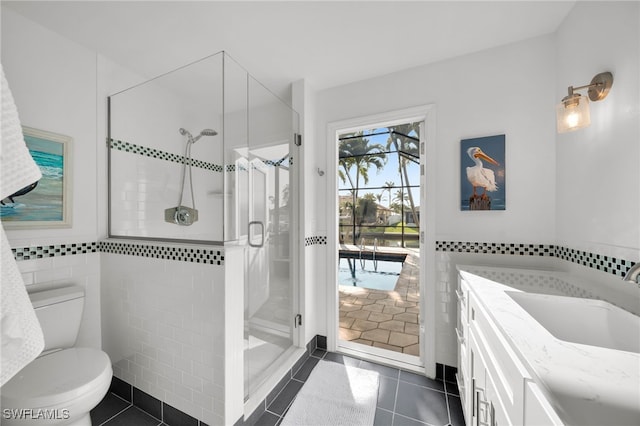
[466,146,500,209]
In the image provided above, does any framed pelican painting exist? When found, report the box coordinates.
[461,134,505,211]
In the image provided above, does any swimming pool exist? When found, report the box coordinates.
[338,258,403,291]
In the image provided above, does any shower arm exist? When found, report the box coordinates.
[177,138,196,211]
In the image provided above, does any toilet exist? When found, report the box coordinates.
[1,286,112,426]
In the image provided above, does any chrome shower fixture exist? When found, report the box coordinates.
[179,127,218,144]
[165,127,217,226]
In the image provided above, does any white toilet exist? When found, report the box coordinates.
[1,285,112,426]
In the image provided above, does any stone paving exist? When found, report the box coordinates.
[339,251,420,355]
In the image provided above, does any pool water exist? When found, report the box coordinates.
[338,258,403,291]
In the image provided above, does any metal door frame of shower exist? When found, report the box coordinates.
[241,102,305,417]
[326,104,437,378]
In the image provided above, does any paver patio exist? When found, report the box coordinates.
[339,251,420,355]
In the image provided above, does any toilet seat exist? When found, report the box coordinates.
[1,348,112,409]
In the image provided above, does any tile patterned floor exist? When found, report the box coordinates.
[339,252,421,355]
[92,349,465,426]
[91,389,206,426]
[91,396,165,426]
[255,350,465,426]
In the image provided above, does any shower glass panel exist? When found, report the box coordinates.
[108,51,300,404]
[108,53,224,242]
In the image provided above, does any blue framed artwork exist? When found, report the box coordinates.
[1,126,72,228]
[461,134,505,211]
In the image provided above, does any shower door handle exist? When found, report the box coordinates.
[248,221,265,248]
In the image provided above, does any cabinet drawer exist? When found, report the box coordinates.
[469,293,530,423]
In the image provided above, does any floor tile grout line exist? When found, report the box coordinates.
[391,365,400,418]
[393,412,430,425]
[398,378,448,395]
[445,389,453,426]
[97,400,133,426]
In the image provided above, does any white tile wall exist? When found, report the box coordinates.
[109,147,224,242]
[101,251,225,425]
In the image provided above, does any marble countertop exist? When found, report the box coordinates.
[457,265,640,426]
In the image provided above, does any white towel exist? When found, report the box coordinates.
[0,63,44,386]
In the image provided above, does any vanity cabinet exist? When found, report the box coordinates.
[523,382,564,426]
[457,274,563,426]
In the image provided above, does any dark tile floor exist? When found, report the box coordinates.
[91,394,166,426]
[91,350,465,426]
[255,350,465,426]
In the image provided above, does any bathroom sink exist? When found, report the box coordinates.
[506,291,640,353]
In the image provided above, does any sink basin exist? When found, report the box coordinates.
[507,291,640,353]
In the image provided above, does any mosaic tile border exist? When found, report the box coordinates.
[9,237,635,278]
[555,245,635,278]
[11,242,98,261]
[109,139,223,172]
[110,139,293,175]
[10,241,223,265]
[436,240,636,278]
[99,241,224,265]
[225,156,293,173]
[304,236,327,246]
[435,241,553,256]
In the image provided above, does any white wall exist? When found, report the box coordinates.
[555,1,640,263]
[1,7,102,348]
[293,79,322,345]
[313,35,558,365]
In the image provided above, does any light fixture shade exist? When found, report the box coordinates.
[556,94,590,133]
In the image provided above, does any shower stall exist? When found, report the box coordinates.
[106,51,300,418]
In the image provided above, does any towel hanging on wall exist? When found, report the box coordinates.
[0,63,44,386]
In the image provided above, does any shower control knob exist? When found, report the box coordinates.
[175,208,189,225]
[164,206,198,226]
[173,206,198,226]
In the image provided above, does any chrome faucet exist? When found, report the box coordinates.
[623,262,640,285]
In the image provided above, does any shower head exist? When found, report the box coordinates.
[179,127,218,143]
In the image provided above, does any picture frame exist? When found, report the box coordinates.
[460,134,505,211]
[0,126,73,228]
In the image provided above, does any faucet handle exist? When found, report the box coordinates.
[623,262,640,285]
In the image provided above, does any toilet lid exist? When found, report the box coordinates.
[1,348,112,408]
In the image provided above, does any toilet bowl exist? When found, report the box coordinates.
[0,286,112,425]
[1,348,112,426]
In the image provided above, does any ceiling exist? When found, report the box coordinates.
[4,1,575,99]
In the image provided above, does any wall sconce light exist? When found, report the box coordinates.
[556,71,613,133]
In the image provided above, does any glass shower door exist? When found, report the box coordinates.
[243,75,299,400]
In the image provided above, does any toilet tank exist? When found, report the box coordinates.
[29,285,85,353]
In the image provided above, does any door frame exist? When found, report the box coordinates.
[326,104,437,378]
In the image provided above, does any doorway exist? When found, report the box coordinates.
[327,106,436,374]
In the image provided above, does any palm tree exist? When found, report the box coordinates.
[338,133,387,243]
[386,123,420,227]
[393,189,409,205]
[383,181,395,209]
